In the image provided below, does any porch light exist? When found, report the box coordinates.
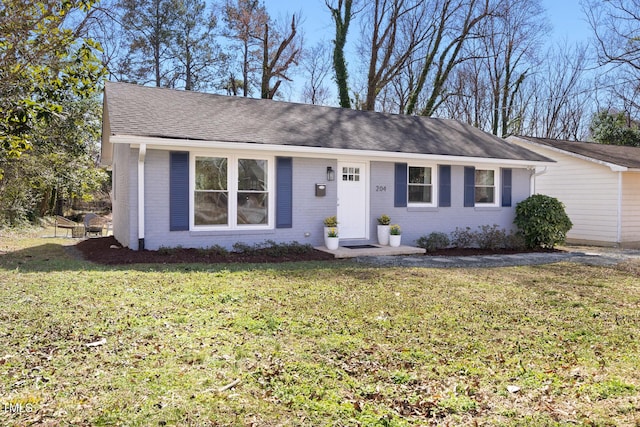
[327,166,335,181]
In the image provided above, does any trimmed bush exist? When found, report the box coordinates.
[477,224,507,250]
[504,231,527,251]
[451,227,478,248]
[416,232,450,252]
[514,194,572,249]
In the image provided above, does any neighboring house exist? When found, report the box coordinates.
[508,135,640,248]
[101,82,551,250]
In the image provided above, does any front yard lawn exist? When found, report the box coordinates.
[1,233,639,426]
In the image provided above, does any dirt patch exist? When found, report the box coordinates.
[76,236,335,265]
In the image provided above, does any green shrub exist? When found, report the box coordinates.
[232,240,314,256]
[232,242,254,254]
[514,194,572,249]
[416,232,450,252]
[202,244,229,256]
[451,227,478,248]
[504,231,527,250]
[477,224,507,250]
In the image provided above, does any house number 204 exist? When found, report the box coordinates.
[376,185,387,192]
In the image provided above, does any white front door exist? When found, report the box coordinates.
[337,161,367,239]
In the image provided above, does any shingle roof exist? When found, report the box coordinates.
[104,81,550,162]
[514,136,640,169]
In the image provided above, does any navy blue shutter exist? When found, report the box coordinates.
[394,163,408,207]
[276,157,293,228]
[501,168,512,207]
[464,166,475,207]
[438,165,451,207]
[170,152,190,231]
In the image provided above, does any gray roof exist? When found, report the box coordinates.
[104,81,550,162]
[515,136,640,169]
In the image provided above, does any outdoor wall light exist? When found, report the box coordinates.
[326,166,335,181]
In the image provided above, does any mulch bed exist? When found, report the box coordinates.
[76,236,560,265]
[75,236,335,265]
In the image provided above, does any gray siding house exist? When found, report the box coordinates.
[101,82,551,250]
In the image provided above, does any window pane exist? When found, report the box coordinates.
[341,166,360,181]
[475,187,495,204]
[238,159,267,191]
[409,166,431,184]
[194,192,228,225]
[237,193,268,225]
[408,185,432,203]
[475,169,494,186]
[196,158,227,190]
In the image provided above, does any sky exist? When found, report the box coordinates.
[264,0,593,46]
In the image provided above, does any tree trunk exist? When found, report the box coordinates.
[327,0,353,108]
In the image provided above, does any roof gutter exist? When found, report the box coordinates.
[110,135,553,168]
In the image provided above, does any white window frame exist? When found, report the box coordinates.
[407,164,437,207]
[474,167,499,207]
[190,152,274,230]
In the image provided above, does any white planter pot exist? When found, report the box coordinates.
[326,236,339,250]
[324,226,338,247]
[389,234,401,247]
[377,225,390,245]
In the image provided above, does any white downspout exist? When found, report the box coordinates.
[530,166,547,194]
[137,144,146,250]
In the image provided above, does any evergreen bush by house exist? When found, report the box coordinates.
[514,194,572,249]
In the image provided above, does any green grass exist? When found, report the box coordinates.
[1,231,640,426]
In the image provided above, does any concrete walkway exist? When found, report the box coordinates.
[351,246,640,268]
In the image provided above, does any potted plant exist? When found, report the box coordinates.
[389,224,402,247]
[377,214,391,245]
[323,216,338,248]
[326,227,339,250]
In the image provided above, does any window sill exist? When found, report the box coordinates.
[473,206,502,211]
[189,228,275,237]
[407,206,439,212]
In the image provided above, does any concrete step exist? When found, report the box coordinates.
[315,244,426,259]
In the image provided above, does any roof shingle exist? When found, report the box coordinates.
[514,136,640,169]
[104,82,550,163]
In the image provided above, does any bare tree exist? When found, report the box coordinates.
[531,43,590,139]
[480,0,549,137]
[585,0,640,122]
[584,0,640,72]
[440,58,492,129]
[259,15,302,99]
[404,0,492,116]
[301,42,333,105]
[358,0,431,111]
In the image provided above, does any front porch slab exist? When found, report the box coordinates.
[315,244,426,259]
